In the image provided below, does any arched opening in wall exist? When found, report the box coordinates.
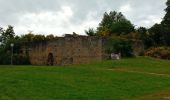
[47,52,54,65]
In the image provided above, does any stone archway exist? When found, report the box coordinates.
[47,52,54,65]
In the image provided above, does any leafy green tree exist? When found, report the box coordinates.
[97,11,134,36]
[162,0,170,26]
[0,25,15,46]
[46,34,55,40]
[110,20,134,35]
[149,24,165,46]
[106,37,133,57]
[0,25,15,64]
[85,28,96,36]
[161,0,170,46]
[137,27,153,49]
[0,27,3,45]
[33,34,45,42]
[137,27,147,36]
[149,0,170,46]
[0,27,32,65]
[20,33,35,43]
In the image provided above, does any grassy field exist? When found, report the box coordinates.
[0,57,170,100]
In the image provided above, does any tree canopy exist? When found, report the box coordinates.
[162,0,170,26]
[0,25,15,46]
[97,11,134,36]
[160,0,170,46]
[85,28,96,36]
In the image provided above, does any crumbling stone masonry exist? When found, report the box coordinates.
[21,36,144,65]
[21,36,108,65]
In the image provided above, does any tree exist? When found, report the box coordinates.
[162,0,170,26]
[0,27,3,45]
[149,24,165,46]
[33,34,45,42]
[46,34,55,40]
[137,27,153,49]
[0,25,15,45]
[85,28,96,36]
[0,25,16,64]
[159,0,170,46]
[97,11,134,36]
[20,32,36,43]
[110,20,134,35]
[106,37,133,57]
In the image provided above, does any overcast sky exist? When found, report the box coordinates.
[0,0,166,36]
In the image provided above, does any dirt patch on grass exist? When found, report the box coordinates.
[108,69,170,78]
[133,90,170,100]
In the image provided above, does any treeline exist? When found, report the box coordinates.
[85,0,170,59]
[0,27,58,65]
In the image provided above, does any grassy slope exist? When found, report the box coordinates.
[0,57,170,100]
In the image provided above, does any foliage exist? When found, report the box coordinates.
[149,24,166,46]
[110,20,134,35]
[145,47,170,60]
[33,34,46,42]
[0,27,30,65]
[0,27,3,43]
[0,26,62,65]
[105,37,133,57]
[20,33,46,43]
[0,26,17,64]
[162,0,170,27]
[157,0,170,46]
[137,27,153,49]
[0,25,15,46]
[46,34,55,40]
[137,27,148,39]
[0,48,11,64]
[85,28,96,36]
[20,33,35,43]
[120,32,140,40]
[13,54,30,65]
[96,26,110,37]
[97,11,134,36]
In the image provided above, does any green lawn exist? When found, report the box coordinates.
[0,57,170,100]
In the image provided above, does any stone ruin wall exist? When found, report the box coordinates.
[22,36,105,65]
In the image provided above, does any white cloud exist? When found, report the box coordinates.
[0,0,166,36]
[148,15,162,24]
[15,6,99,36]
[135,15,163,28]
[16,6,74,36]
[119,4,132,13]
[117,1,165,28]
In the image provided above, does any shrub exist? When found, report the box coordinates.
[105,37,133,57]
[145,47,170,60]
[0,48,30,65]
[0,49,11,64]
[13,54,30,65]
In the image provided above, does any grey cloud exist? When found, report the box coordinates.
[0,0,167,35]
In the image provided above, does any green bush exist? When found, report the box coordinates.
[13,54,30,65]
[0,49,11,64]
[105,37,133,57]
[145,47,170,60]
[0,48,30,65]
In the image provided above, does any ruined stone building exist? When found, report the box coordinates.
[21,35,144,65]
[22,36,107,65]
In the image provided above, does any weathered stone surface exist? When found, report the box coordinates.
[22,36,106,65]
